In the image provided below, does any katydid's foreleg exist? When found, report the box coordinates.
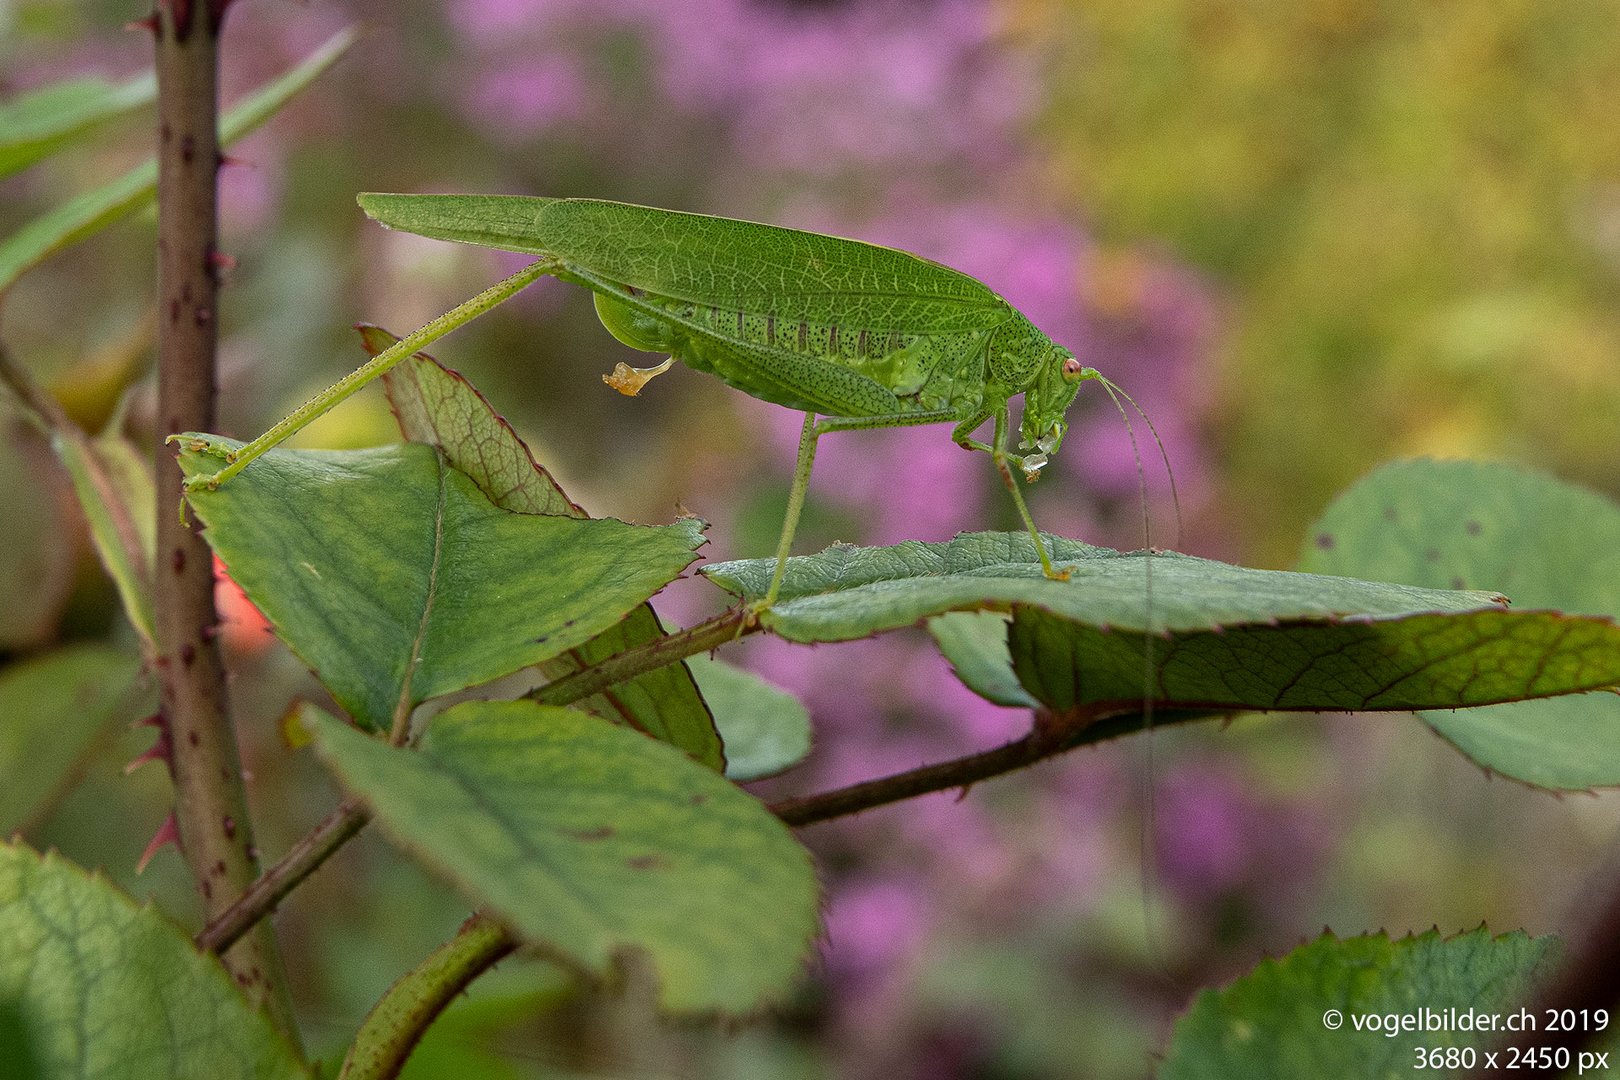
[948,403,1064,578]
[989,405,1065,580]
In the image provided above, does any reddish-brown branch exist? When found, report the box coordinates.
[152,0,295,1039]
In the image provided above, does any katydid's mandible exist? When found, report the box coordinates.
[179,194,1114,608]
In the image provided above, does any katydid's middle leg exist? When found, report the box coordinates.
[759,407,961,611]
[762,412,821,609]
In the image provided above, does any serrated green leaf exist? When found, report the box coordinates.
[1007,602,1620,716]
[53,431,156,645]
[929,611,1039,709]
[687,655,812,781]
[178,440,705,730]
[0,74,155,180]
[0,28,353,297]
[1301,459,1620,789]
[0,842,308,1079]
[365,326,581,518]
[363,326,724,769]
[703,533,1503,640]
[309,701,819,1015]
[0,644,145,834]
[706,533,1620,720]
[1159,928,1557,1079]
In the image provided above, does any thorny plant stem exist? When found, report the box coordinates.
[769,729,1076,826]
[151,0,297,1042]
[195,796,370,955]
[337,912,518,1080]
[526,605,755,707]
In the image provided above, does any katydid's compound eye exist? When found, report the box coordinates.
[1061,357,1086,381]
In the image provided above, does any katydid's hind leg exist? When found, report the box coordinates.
[760,412,821,612]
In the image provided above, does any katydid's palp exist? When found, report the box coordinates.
[177,194,1159,609]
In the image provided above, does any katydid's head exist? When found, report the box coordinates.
[1019,346,1098,481]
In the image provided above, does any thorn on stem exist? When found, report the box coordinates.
[125,725,174,776]
[137,813,182,874]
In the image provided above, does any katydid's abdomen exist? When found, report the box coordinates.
[589,284,1003,419]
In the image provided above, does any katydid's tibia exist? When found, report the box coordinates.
[178,193,1146,608]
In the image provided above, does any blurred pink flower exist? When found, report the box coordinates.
[822,874,934,983]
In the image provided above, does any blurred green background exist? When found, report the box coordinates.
[3,0,1618,1076]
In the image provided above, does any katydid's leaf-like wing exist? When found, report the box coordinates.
[0,74,156,180]
[1301,458,1620,789]
[357,193,1012,333]
[1159,929,1558,1079]
[361,325,725,771]
[0,29,353,296]
[309,701,820,1015]
[177,439,705,731]
[705,533,1620,730]
[0,842,309,1079]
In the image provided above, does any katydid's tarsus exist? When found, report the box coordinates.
[179,194,1146,607]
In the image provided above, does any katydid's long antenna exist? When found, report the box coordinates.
[1097,375,1171,976]
[1098,375,1182,550]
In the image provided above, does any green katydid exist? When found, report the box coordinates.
[178,194,1151,607]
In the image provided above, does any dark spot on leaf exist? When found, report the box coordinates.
[534,635,548,645]
[689,794,708,806]
[1383,506,1398,522]
[569,826,614,841]
[1315,533,1335,550]
[1466,520,1482,535]
[626,854,668,871]
[1425,548,1441,562]
[1451,577,1466,590]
